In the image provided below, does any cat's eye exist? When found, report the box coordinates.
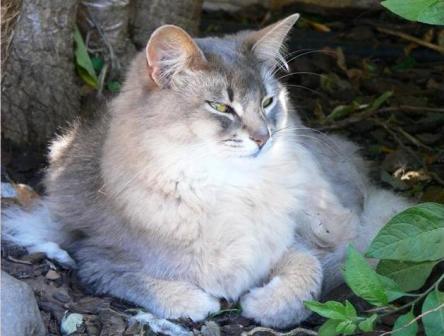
[262,96,274,109]
[208,101,230,113]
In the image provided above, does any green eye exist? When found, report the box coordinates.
[209,102,230,113]
[262,96,274,108]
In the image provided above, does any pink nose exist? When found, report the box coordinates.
[249,129,270,149]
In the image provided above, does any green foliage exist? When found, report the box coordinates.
[74,26,98,88]
[73,26,121,93]
[304,203,444,335]
[366,202,444,261]
[344,246,389,306]
[422,290,444,336]
[381,0,444,25]
[392,311,418,336]
[327,91,393,122]
[377,260,438,291]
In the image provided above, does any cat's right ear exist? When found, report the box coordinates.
[146,25,207,88]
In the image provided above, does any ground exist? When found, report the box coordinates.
[1,5,443,336]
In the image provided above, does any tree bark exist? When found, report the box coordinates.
[130,0,203,49]
[1,0,80,149]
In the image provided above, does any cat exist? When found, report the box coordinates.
[3,14,412,328]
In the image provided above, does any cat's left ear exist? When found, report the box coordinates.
[244,14,300,70]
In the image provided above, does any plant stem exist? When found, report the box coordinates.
[380,273,444,317]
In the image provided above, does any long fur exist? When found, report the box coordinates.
[2,16,412,328]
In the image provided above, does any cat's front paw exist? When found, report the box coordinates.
[155,285,220,322]
[240,277,314,328]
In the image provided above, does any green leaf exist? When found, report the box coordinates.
[392,311,418,336]
[359,314,377,332]
[106,81,121,93]
[377,260,438,291]
[364,91,393,113]
[344,300,357,319]
[327,104,356,121]
[336,320,356,335]
[91,56,104,74]
[318,319,341,336]
[392,56,417,72]
[74,26,98,88]
[343,245,388,306]
[377,274,406,302]
[304,301,349,320]
[381,0,444,25]
[422,290,444,336]
[367,203,444,262]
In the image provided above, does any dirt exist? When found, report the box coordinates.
[1,5,443,336]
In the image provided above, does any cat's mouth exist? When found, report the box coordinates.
[227,139,272,159]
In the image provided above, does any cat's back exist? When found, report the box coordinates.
[44,113,109,223]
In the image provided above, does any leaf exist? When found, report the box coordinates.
[336,320,356,335]
[392,311,418,336]
[318,319,340,336]
[364,91,393,113]
[343,245,388,306]
[367,203,444,262]
[327,104,356,121]
[377,260,438,291]
[377,274,406,302]
[359,314,377,332]
[106,81,121,93]
[344,300,357,319]
[304,301,349,320]
[422,290,444,336]
[381,0,444,25]
[74,26,98,88]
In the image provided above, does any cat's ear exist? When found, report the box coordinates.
[244,14,300,70]
[146,25,206,88]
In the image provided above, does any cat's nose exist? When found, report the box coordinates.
[249,128,270,149]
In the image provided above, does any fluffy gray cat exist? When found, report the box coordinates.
[3,14,411,328]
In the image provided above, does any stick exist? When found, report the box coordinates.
[241,326,318,336]
[376,27,444,54]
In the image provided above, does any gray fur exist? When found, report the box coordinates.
[3,15,412,328]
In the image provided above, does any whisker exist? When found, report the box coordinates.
[277,71,322,81]
[284,84,326,98]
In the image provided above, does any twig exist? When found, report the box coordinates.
[320,105,444,131]
[374,274,444,317]
[241,326,318,336]
[376,27,444,54]
[378,303,444,336]
[396,127,433,151]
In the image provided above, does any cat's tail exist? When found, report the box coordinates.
[2,200,76,268]
[356,186,414,252]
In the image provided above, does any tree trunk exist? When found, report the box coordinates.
[130,0,203,49]
[1,0,80,149]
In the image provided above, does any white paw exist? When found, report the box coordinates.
[29,242,76,268]
[240,277,313,328]
[158,286,220,322]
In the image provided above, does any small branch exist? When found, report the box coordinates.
[320,105,444,131]
[378,303,444,336]
[376,27,444,54]
[379,274,444,318]
[241,326,318,336]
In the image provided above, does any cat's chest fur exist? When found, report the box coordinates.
[106,144,314,300]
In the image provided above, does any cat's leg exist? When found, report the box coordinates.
[101,273,220,321]
[240,247,322,328]
[74,247,220,321]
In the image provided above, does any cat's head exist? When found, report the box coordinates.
[118,14,299,160]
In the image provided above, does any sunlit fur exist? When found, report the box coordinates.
[2,15,412,328]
